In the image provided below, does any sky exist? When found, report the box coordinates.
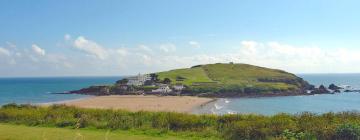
[1,0,360,77]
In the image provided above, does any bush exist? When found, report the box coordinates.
[56,120,76,127]
[224,120,269,140]
[279,129,315,140]
[334,123,360,140]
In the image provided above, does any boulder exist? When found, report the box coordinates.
[311,85,330,94]
[329,84,342,90]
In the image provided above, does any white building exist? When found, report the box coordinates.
[152,84,172,93]
[127,74,152,86]
[173,84,184,91]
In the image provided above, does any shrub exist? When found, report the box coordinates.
[279,129,315,140]
[334,123,360,140]
[224,120,269,140]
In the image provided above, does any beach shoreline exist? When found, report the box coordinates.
[52,95,216,113]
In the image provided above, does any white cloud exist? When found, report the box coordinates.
[236,40,360,73]
[0,47,10,56]
[31,44,46,56]
[3,37,360,77]
[137,45,153,53]
[73,36,108,60]
[64,34,71,41]
[189,41,201,48]
[159,43,176,53]
[116,48,128,57]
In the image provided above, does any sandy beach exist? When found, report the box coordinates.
[62,95,215,113]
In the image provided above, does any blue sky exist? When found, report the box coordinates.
[0,0,360,77]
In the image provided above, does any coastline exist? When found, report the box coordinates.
[53,95,216,113]
[39,96,93,105]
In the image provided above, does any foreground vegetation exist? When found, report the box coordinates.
[1,104,360,140]
[0,123,190,140]
[157,63,312,96]
[0,124,194,140]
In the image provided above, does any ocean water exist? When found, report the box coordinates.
[195,74,360,115]
[0,77,121,105]
[1,74,360,115]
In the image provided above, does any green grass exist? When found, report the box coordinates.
[157,67,213,85]
[156,63,303,93]
[2,104,360,140]
[202,63,296,84]
[0,123,197,140]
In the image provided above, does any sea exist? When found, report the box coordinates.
[1,74,360,115]
[0,76,121,105]
[195,74,360,115]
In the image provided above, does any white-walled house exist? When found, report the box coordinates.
[173,84,184,91]
[152,84,172,93]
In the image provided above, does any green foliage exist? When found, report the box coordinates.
[116,78,129,84]
[140,86,158,92]
[279,129,315,140]
[3,104,360,139]
[334,123,360,140]
[0,123,196,140]
[163,78,172,84]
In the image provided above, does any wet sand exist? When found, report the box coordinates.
[62,95,215,113]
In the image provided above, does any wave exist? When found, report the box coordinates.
[214,103,224,110]
[227,110,236,114]
[225,99,230,103]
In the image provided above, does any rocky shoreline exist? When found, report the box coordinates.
[53,82,348,98]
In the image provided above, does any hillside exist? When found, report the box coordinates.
[156,63,312,97]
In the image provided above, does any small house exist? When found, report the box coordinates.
[173,84,184,91]
[152,84,172,94]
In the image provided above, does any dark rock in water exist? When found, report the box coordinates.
[329,84,342,90]
[344,89,360,93]
[51,91,71,94]
[307,85,316,90]
[334,89,341,93]
[311,85,330,94]
[116,79,129,85]
[70,86,111,96]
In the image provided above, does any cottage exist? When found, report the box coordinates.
[173,84,184,91]
[152,84,172,94]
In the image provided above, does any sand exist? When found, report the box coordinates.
[62,95,215,113]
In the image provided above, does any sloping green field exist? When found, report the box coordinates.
[156,63,302,91]
[157,67,213,85]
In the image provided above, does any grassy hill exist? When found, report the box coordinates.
[156,63,311,96]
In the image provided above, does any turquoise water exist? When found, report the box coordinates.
[0,77,121,105]
[196,74,360,115]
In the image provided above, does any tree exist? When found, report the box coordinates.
[116,79,129,85]
[163,78,171,84]
[150,73,159,82]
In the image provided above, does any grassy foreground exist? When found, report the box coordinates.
[1,104,360,140]
[0,123,189,140]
